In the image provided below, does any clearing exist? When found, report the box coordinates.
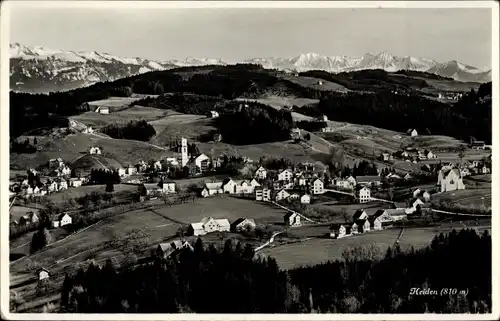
[70,106,168,129]
[44,184,137,204]
[280,74,350,92]
[149,113,216,145]
[86,97,145,112]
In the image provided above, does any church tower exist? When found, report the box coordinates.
[179,137,189,167]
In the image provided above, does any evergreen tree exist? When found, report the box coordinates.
[105,182,114,193]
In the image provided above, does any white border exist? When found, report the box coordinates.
[1,1,498,320]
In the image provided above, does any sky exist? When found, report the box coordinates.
[8,6,493,70]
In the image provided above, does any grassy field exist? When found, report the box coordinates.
[309,200,391,221]
[86,97,144,111]
[280,74,350,92]
[70,106,168,128]
[261,222,491,270]
[10,206,40,222]
[432,188,491,209]
[44,184,137,204]
[149,114,216,145]
[234,97,319,110]
[11,133,176,170]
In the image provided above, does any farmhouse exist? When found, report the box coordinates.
[321,127,334,133]
[426,150,437,159]
[381,152,394,161]
[275,189,291,201]
[407,129,418,137]
[330,223,351,239]
[153,160,162,171]
[460,167,472,177]
[255,187,271,202]
[249,179,261,189]
[352,219,370,234]
[278,169,293,181]
[188,217,231,236]
[482,166,491,174]
[404,173,413,180]
[160,181,176,194]
[422,191,431,202]
[118,167,127,177]
[83,127,94,134]
[335,177,356,190]
[300,194,311,204]
[37,268,51,281]
[412,188,421,198]
[89,146,102,155]
[290,128,301,140]
[254,166,268,179]
[368,215,383,230]
[470,140,486,150]
[231,218,257,232]
[355,186,371,204]
[408,198,425,213]
[69,178,83,188]
[312,178,324,195]
[157,240,193,259]
[193,153,211,172]
[356,175,381,187]
[437,168,465,193]
[284,212,301,227]
[126,165,138,175]
[19,212,39,226]
[47,181,58,193]
[373,208,407,223]
[201,182,223,197]
[288,192,300,200]
[95,106,110,114]
[56,178,68,190]
[210,110,220,118]
[53,213,72,228]
[222,178,238,194]
[136,160,148,172]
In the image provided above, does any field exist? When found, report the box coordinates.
[86,97,145,111]
[234,97,319,110]
[70,106,168,128]
[10,133,176,170]
[10,206,40,222]
[261,222,491,270]
[280,74,350,92]
[44,184,137,204]
[431,188,491,210]
[309,200,390,221]
[149,114,216,145]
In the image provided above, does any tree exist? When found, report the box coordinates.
[138,184,148,197]
[33,137,38,145]
[341,208,350,224]
[105,182,114,193]
[30,227,51,254]
[458,144,467,164]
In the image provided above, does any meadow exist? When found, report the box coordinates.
[280,74,350,92]
[70,106,167,128]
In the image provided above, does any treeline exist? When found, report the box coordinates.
[59,228,491,313]
[315,82,492,144]
[214,102,294,145]
[131,93,224,116]
[89,169,121,185]
[295,120,327,132]
[101,120,156,141]
[11,137,38,153]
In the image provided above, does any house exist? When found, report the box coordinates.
[249,178,261,189]
[194,154,211,172]
[160,181,176,194]
[352,219,370,234]
[482,166,491,174]
[412,188,421,198]
[69,178,83,188]
[157,241,193,259]
[470,141,485,150]
[374,208,407,222]
[317,80,324,86]
[368,215,383,230]
[189,222,206,236]
[295,175,308,186]
[275,189,291,201]
[89,146,102,155]
[386,173,401,180]
[118,167,127,177]
[83,127,94,134]
[57,178,68,190]
[321,127,334,133]
[222,178,237,194]
[210,110,220,118]
[312,178,324,195]
[409,198,425,213]
[408,129,418,137]
[95,106,110,114]
[382,153,394,161]
[437,168,465,193]
[284,212,301,227]
[404,173,413,180]
[136,160,148,172]
[278,169,293,182]
[356,175,381,187]
[335,177,356,190]
[300,194,311,204]
[127,165,138,175]
[58,213,73,227]
[330,223,351,239]
[254,166,268,179]
[353,209,369,221]
[426,150,437,159]
[422,191,431,202]
[290,128,301,140]
[255,187,271,202]
[59,165,71,176]
[355,186,371,203]
[19,212,39,226]
[201,182,223,197]
[288,193,300,200]
[37,268,51,281]
[460,168,472,177]
[231,218,257,232]
[188,217,231,236]
[153,160,162,171]
[47,181,59,192]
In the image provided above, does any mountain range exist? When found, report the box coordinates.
[10,43,491,93]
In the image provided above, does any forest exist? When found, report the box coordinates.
[59,228,491,313]
[89,169,121,185]
[214,102,294,145]
[101,120,156,141]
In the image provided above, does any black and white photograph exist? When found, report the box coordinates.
[2,1,498,318]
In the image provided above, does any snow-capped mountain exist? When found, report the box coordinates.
[10,43,491,93]
[9,43,225,93]
[243,51,490,83]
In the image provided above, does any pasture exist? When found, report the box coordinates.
[280,74,350,92]
[261,222,491,270]
[431,188,491,210]
[86,97,144,111]
[44,184,137,204]
[149,114,216,145]
[10,206,39,222]
[234,97,319,110]
[70,106,167,128]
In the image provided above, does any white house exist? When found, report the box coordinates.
[222,178,237,194]
[194,154,211,172]
[37,268,51,281]
[422,191,431,202]
[58,213,73,227]
[210,110,220,118]
[57,179,68,190]
[83,127,94,134]
[312,178,324,195]
[412,188,422,198]
[127,165,138,175]
[275,189,291,201]
[278,169,293,182]
[69,178,83,188]
[234,180,252,194]
[118,167,127,177]
[47,181,59,192]
[153,160,162,171]
[330,224,351,239]
[409,198,425,213]
[160,181,176,194]
[255,187,271,202]
[231,218,257,232]
[89,146,102,155]
[356,186,371,203]
[353,209,369,221]
[408,129,418,137]
[254,166,268,179]
[482,166,491,174]
[437,168,465,193]
[189,217,230,236]
[59,165,71,176]
[427,151,437,159]
[284,212,301,227]
[249,178,261,189]
[300,194,311,204]
[201,182,223,197]
[95,106,110,114]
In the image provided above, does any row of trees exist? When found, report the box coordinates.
[89,169,121,185]
[59,228,491,313]
[101,120,156,142]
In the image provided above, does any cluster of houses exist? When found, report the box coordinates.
[11,209,73,229]
[383,147,438,163]
[437,92,463,101]
[330,208,407,239]
[188,216,257,236]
